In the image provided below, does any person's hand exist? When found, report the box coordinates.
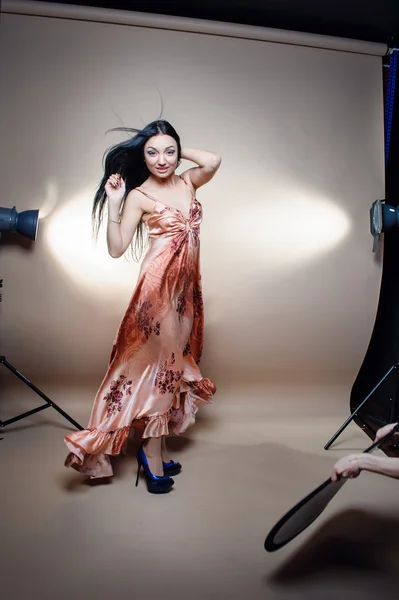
[375,422,398,442]
[331,454,361,482]
[105,173,126,208]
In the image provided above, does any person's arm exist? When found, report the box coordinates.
[107,192,145,258]
[105,174,145,258]
[180,147,221,190]
[358,454,399,479]
[332,448,399,482]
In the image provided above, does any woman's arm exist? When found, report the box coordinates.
[107,189,145,258]
[180,147,222,190]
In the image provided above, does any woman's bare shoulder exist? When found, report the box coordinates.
[126,188,155,214]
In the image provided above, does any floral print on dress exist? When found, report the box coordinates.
[193,284,204,318]
[177,290,187,318]
[136,300,161,339]
[159,205,172,215]
[191,227,199,247]
[177,277,192,319]
[190,202,201,247]
[155,353,183,395]
[103,374,133,418]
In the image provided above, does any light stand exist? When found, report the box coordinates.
[324,363,398,449]
[1,205,83,432]
[0,356,83,430]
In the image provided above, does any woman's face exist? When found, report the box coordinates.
[144,134,179,178]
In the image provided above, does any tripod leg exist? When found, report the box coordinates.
[324,364,398,450]
[0,357,83,430]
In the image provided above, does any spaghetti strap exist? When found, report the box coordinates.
[179,175,195,199]
[135,188,157,201]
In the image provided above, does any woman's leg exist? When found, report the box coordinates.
[161,435,182,476]
[161,436,170,463]
[142,436,163,476]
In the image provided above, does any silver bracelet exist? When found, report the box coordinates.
[108,217,120,224]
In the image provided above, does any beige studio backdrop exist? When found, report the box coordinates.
[0,0,386,422]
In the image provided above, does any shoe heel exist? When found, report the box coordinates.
[135,460,142,487]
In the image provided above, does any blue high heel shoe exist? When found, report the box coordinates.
[163,460,182,476]
[135,444,174,494]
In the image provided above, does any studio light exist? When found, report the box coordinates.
[0,206,39,241]
[370,199,399,251]
[0,203,82,433]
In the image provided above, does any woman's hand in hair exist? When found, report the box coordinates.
[105,173,126,208]
[180,148,221,190]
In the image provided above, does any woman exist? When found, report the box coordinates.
[331,422,399,481]
[64,120,221,493]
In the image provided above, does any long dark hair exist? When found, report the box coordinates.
[92,119,181,261]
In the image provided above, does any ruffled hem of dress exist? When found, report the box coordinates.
[143,376,216,438]
[64,425,131,477]
[64,377,216,477]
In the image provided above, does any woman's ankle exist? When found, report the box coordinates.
[161,436,171,462]
[142,437,162,458]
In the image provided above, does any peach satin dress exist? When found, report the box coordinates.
[64,179,216,478]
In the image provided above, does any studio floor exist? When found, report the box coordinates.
[1,381,399,600]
